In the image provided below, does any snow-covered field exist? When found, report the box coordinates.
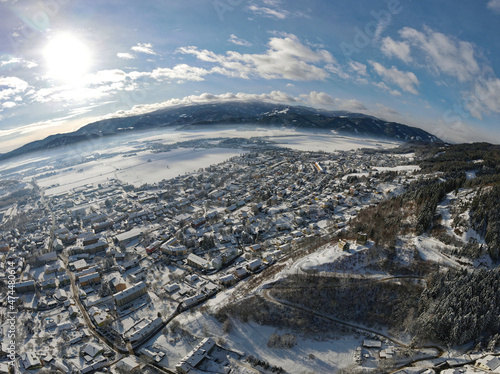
[266,132,400,152]
[374,165,420,172]
[37,147,244,196]
[0,127,403,198]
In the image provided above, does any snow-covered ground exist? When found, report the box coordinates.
[167,310,361,374]
[374,165,420,172]
[37,147,245,195]
[266,132,400,152]
[407,235,462,268]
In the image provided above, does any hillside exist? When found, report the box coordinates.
[0,101,441,161]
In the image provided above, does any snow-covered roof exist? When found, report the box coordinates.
[82,342,103,358]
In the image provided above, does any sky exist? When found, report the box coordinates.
[1,0,500,152]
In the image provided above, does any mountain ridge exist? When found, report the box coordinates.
[0,101,442,161]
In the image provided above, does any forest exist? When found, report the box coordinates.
[414,269,500,348]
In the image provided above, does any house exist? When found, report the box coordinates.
[127,317,163,345]
[161,244,187,256]
[0,362,9,374]
[363,339,382,349]
[146,240,162,255]
[338,239,350,251]
[57,322,73,332]
[54,288,68,301]
[94,312,113,327]
[111,276,127,292]
[21,352,42,370]
[191,217,206,229]
[115,227,144,246]
[114,281,148,307]
[122,259,139,271]
[75,265,99,279]
[247,259,262,272]
[186,253,209,269]
[116,356,141,372]
[37,251,58,264]
[380,347,395,359]
[246,244,262,252]
[476,355,500,371]
[70,259,89,272]
[15,280,35,293]
[233,267,248,279]
[219,274,235,286]
[79,272,101,287]
[183,294,205,309]
[357,232,368,246]
[41,278,57,289]
[0,242,8,253]
[68,305,79,318]
[82,342,104,358]
[165,283,180,293]
[58,273,70,286]
[44,262,62,274]
[175,338,215,374]
[82,240,109,254]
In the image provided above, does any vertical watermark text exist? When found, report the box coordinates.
[6,261,18,368]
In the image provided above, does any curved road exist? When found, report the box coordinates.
[260,278,444,372]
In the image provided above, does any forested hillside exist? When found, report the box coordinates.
[470,185,500,260]
[415,269,500,348]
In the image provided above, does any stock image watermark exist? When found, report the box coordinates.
[8,0,71,52]
[5,261,18,368]
[213,0,246,21]
[340,0,404,57]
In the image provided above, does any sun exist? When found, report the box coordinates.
[44,33,92,82]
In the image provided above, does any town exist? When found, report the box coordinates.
[0,144,445,373]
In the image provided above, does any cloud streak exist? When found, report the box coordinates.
[399,27,480,82]
[228,34,252,47]
[487,0,500,13]
[131,43,156,55]
[370,61,419,94]
[178,33,334,81]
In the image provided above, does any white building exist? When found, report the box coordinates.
[114,281,147,307]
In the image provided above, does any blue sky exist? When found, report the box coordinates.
[1,0,500,152]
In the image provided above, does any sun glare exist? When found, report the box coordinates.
[44,33,92,82]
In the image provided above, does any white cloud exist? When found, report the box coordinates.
[0,55,38,69]
[373,81,401,96]
[399,27,480,82]
[117,52,135,59]
[2,101,16,109]
[247,5,289,19]
[303,91,367,112]
[464,77,500,119]
[348,61,368,76]
[228,34,252,47]
[131,43,156,55]
[84,69,128,85]
[178,34,334,81]
[381,37,412,63]
[487,0,500,12]
[370,61,419,94]
[151,64,211,82]
[0,76,29,101]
